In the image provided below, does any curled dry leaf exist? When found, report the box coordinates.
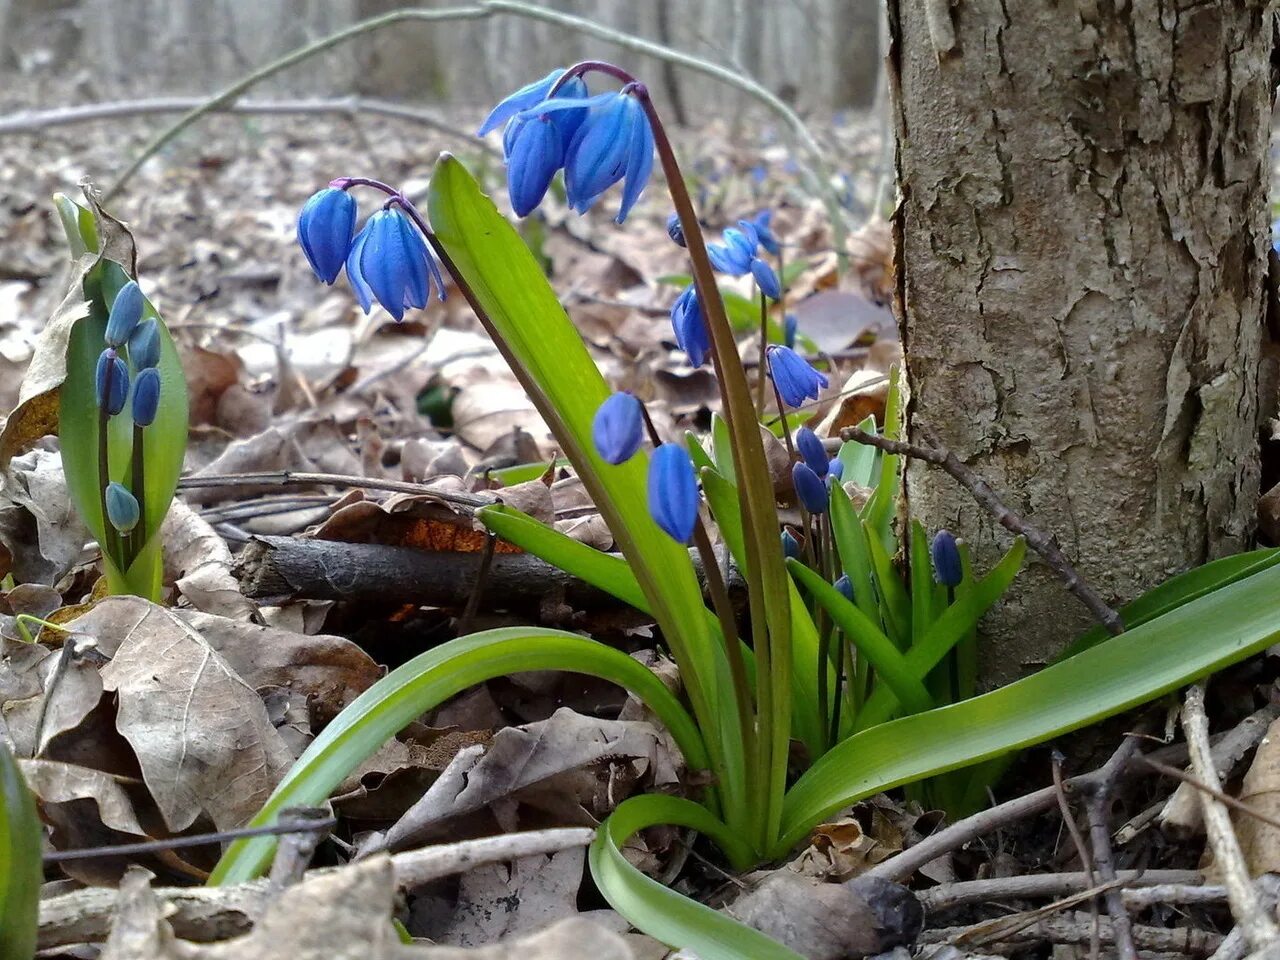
[19,757,147,838]
[1232,715,1280,875]
[162,500,258,620]
[0,448,90,586]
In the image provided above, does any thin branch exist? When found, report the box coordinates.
[841,424,1124,635]
[1078,736,1142,960]
[919,870,1205,913]
[176,470,491,511]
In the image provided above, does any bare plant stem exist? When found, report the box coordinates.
[1052,749,1101,960]
[130,424,146,568]
[755,291,769,414]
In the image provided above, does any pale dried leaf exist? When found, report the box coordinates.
[1233,716,1280,875]
[163,500,258,620]
[19,758,147,837]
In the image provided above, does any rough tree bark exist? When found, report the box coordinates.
[889,1,1269,687]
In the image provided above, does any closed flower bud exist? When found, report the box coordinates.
[834,574,854,603]
[105,482,139,533]
[783,313,798,349]
[795,427,827,476]
[132,367,160,426]
[792,461,828,514]
[753,210,781,256]
[750,257,781,300]
[592,392,644,465]
[297,187,357,285]
[667,213,686,247]
[648,443,699,543]
[767,345,829,408]
[95,349,128,415]
[931,529,963,588]
[127,318,160,370]
[671,285,710,368]
[506,116,565,217]
[781,528,801,560]
[707,225,758,276]
[105,280,144,348]
[827,457,845,480]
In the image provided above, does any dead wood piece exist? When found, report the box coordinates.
[919,870,1203,914]
[921,911,1223,956]
[1078,735,1142,960]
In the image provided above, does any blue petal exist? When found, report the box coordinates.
[931,530,963,587]
[750,257,781,300]
[671,286,709,368]
[792,461,829,514]
[297,188,356,284]
[105,482,140,532]
[648,443,699,543]
[564,94,632,212]
[345,223,375,314]
[768,346,828,407]
[616,104,654,223]
[132,366,161,426]
[478,68,567,137]
[105,281,144,348]
[507,117,564,217]
[795,427,827,476]
[127,318,160,371]
[592,393,644,465]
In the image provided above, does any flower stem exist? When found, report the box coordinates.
[131,423,146,568]
[755,291,768,415]
[97,366,120,570]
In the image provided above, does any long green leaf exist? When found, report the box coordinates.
[775,559,1280,855]
[0,742,40,960]
[210,628,707,885]
[591,795,803,960]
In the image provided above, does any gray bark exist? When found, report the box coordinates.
[890,0,1269,686]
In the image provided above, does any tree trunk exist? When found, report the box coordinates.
[889,1,1269,687]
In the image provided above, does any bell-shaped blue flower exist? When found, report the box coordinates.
[834,574,854,602]
[750,257,781,300]
[792,461,828,514]
[795,427,827,477]
[95,349,128,415]
[707,225,758,276]
[105,482,139,533]
[105,280,144,348]
[132,367,160,427]
[767,345,828,408]
[297,187,357,284]
[506,116,565,217]
[346,208,446,322]
[648,443,699,543]
[827,457,845,481]
[931,529,963,588]
[781,528,801,560]
[479,68,573,137]
[127,318,160,370]
[671,285,710,368]
[753,210,781,256]
[667,213,686,248]
[783,313,798,349]
[593,392,644,465]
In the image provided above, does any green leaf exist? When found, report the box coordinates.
[53,193,98,258]
[837,419,878,488]
[775,558,1280,855]
[591,795,803,960]
[828,482,881,627]
[0,742,40,960]
[860,365,901,540]
[210,627,709,886]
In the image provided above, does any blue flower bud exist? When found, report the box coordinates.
[105,280,144,348]
[667,213,686,248]
[671,285,710,368]
[753,210,781,256]
[795,427,827,476]
[648,443,699,543]
[781,528,801,560]
[127,318,160,370]
[792,461,828,514]
[827,457,844,480]
[132,366,160,426]
[783,313,798,349]
[297,187,357,284]
[592,392,644,465]
[707,226,758,276]
[834,574,854,602]
[346,208,446,322]
[750,257,781,300]
[95,349,128,415]
[931,529,963,588]
[767,346,829,408]
[506,116,565,217]
[105,482,139,533]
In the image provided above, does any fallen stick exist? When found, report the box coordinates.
[921,911,1223,956]
[919,870,1203,913]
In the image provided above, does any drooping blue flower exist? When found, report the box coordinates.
[105,482,139,533]
[132,367,160,427]
[707,225,758,276]
[827,457,844,481]
[105,280,144,348]
[781,528,801,560]
[795,427,827,477]
[767,345,828,408]
[667,213,686,248]
[753,210,781,256]
[792,461,828,514]
[297,187,357,284]
[95,349,128,415]
[670,285,710,368]
[648,443,699,543]
[783,313,798,349]
[931,529,963,588]
[478,69,573,137]
[750,257,781,300]
[834,574,854,603]
[506,116,565,217]
[346,208,446,322]
[593,392,644,465]
[127,319,160,370]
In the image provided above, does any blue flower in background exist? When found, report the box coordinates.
[707,224,758,276]
[593,392,645,465]
[783,313,798,349]
[792,461,828,514]
[648,443,699,543]
[670,285,710,368]
[667,213,686,248]
[346,208,446,322]
[297,187,357,284]
[132,367,160,427]
[931,529,963,587]
[752,210,780,256]
[1272,218,1280,255]
[750,257,781,300]
[767,345,828,408]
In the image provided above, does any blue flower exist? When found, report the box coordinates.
[792,461,828,514]
[297,187,357,284]
[648,443,699,543]
[95,349,128,415]
[506,116,565,217]
[783,313,798,349]
[795,427,827,477]
[753,210,780,256]
[593,392,644,465]
[127,319,160,370]
[105,280,144,348]
[346,208,446,322]
[132,367,160,426]
[105,482,139,533]
[827,457,844,481]
[767,345,828,408]
[707,225,758,275]
[667,213,686,248]
[670,285,710,368]
[479,69,574,137]
[750,257,781,300]
[931,529,963,587]
[834,574,854,603]
[781,528,801,560]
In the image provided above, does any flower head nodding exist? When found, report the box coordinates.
[297,187,357,284]
[95,349,128,415]
[346,208,446,322]
[671,285,710,368]
[931,529,963,588]
[750,257,781,300]
[132,367,160,426]
[753,210,780,256]
[105,280,144,348]
[593,393,645,465]
[795,427,827,477]
[127,319,160,370]
[667,213,686,248]
[707,225,758,276]
[548,89,654,223]
[792,461,828,514]
[648,443,699,543]
[834,574,854,602]
[105,482,139,533]
[767,345,828,408]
